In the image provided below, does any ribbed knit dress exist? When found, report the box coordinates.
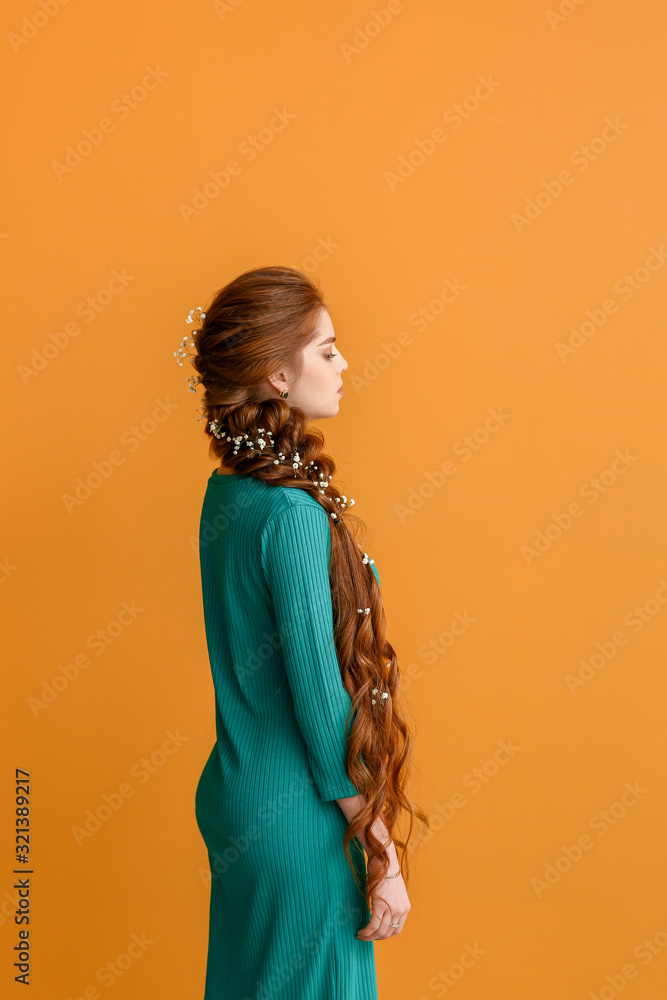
[195,468,380,1000]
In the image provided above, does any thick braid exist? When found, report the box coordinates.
[178,275,431,911]
[207,398,356,527]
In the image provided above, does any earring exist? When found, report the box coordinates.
[281,390,289,399]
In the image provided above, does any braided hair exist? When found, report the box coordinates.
[188,265,429,908]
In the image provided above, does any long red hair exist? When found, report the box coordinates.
[188,265,429,909]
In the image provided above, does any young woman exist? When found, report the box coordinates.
[182,265,429,999]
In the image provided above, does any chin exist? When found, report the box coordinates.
[310,403,339,421]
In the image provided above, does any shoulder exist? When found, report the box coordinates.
[259,486,332,562]
[262,484,330,532]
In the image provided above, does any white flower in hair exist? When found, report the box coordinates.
[186,306,206,325]
[371,684,389,705]
[175,307,356,520]
[174,306,207,396]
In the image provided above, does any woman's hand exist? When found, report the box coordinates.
[356,860,411,941]
[334,792,412,940]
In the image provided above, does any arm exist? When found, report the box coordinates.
[340,790,411,941]
[335,791,399,872]
[260,501,360,802]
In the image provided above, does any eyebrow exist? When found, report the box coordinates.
[317,335,336,346]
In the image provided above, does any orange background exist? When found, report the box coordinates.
[3,0,667,997]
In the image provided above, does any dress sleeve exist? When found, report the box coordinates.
[260,501,360,802]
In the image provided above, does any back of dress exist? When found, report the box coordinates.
[195,468,379,1000]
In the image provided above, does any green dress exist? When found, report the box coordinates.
[195,469,380,1000]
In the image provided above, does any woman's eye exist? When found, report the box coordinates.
[325,353,338,360]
